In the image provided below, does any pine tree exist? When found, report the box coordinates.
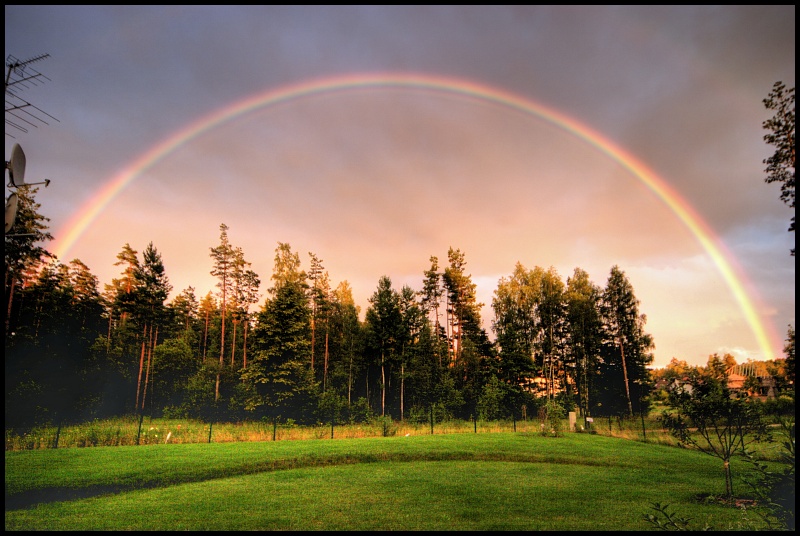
[5,185,54,336]
[132,242,172,412]
[565,268,602,417]
[398,285,424,420]
[365,276,401,416]
[328,281,363,407]
[209,223,235,400]
[538,267,567,400]
[442,248,483,364]
[598,266,654,417]
[198,291,217,360]
[242,242,314,422]
[492,262,540,404]
[169,286,199,345]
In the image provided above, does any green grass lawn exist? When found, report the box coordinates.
[4,433,773,530]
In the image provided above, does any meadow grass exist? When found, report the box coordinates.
[5,432,774,530]
[5,413,681,451]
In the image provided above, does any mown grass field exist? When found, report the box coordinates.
[5,431,775,531]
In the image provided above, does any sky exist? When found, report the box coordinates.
[5,5,795,368]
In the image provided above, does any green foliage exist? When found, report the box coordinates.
[743,419,795,530]
[377,415,398,437]
[643,502,712,531]
[476,375,505,420]
[661,372,770,498]
[317,389,347,424]
[762,81,795,254]
[596,266,654,417]
[243,256,315,423]
[346,397,374,424]
[538,399,566,437]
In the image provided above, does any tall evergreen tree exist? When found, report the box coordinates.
[442,248,484,364]
[492,262,540,406]
[109,243,139,328]
[132,242,172,412]
[398,284,425,420]
[365,276,401,416]
[538,267,567,400]
[327,281,364,407]
[5,185,53,336]
[198,291,218,360]
[565,268,602,416]
[168,286,199,346]
[308,252,324,377]
[597,266,654,417]
[209,223,235,400]
[242,243,314,423]
[228,247,260,369]
[420,256,444,341]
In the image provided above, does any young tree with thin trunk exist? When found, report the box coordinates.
[661,369,770,498]
[209,223,234,400]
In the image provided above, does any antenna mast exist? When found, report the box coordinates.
[5,53,59,136]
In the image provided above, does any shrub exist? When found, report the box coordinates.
[538,399,566,437]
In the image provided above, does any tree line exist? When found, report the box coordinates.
[6,195,656,430]
[6,80,793,433]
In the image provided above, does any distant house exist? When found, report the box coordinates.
[665,368,777,401]
[726,365,776,400]
[668,376,694,396]
[727,372,747,391]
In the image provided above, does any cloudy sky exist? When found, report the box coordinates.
[5,5,795,367]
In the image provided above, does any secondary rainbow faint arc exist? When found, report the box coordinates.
[51,72,781,360]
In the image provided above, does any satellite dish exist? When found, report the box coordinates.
[5,193,19,234]
[6,144,27,187]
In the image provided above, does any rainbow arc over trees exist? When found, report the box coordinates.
[50,72,782,360]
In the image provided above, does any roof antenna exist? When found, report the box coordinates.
[5,53,59,136]
[5,53,56,234]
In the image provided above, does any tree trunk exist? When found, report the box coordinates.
[6,276,16,335]
[141,325,155,410]
[381,350,386,417]
[723,460,733,498]
[400,362,405,421]
[106,309,113,353]
[242,317,249,369]
[311,314,316,375]
[619,339,633,417]
[230,318,237,368]
[135,326,147,409]
[203,308,209,360]
[323,331,329,391]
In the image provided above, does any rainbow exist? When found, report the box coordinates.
[51,72,781,360]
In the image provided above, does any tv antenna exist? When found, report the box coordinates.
[5,53,59,136]
[5,53,55,234]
